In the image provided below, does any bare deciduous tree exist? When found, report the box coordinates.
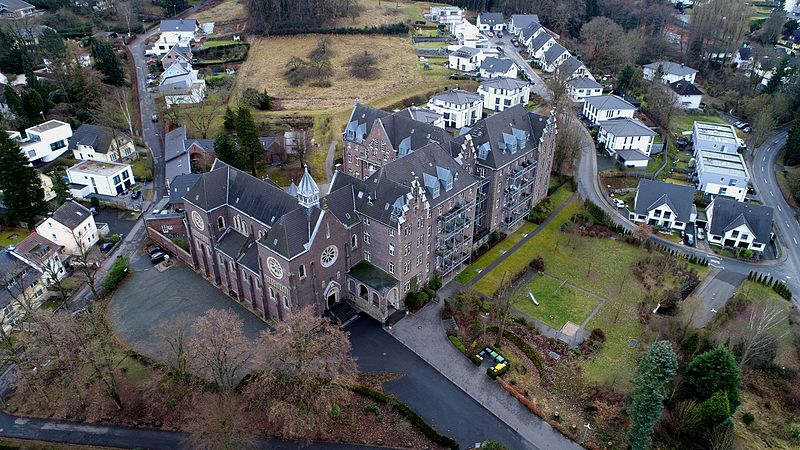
[184,89,223,139]
[634,223,653,248]
[115,0,137,37]
[73,305,126,409]
[155,313,195,385]
[188,309,253,390]
[645,81,680,130]
[186,391,254,450]
[553,108,584,175]
[71,229,100,301]
[733,302,788,369]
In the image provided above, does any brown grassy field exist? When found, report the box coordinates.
[335,0,434,28]
[237,34,426,111]
[192,0,246,24]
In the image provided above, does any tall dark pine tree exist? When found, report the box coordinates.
[213,134,238,167]
[0,132,45,227]
[765,58,789,94]
[91,39,125,86]
[784,111,800,166]
[235,107,263,176]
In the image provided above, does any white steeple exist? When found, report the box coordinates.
[287,180,298,197]
[297,166,319,209]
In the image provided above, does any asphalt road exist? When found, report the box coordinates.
[487,33,551,101]
[348,318,559,450]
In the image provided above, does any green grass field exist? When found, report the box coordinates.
[454,222,538,284]
[511,274,600,330]
[670,114,743,139]
[0,229,30,246]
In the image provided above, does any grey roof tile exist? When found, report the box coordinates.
[709,197,773,243]
[633,179,695,222]
[467,105,549,170]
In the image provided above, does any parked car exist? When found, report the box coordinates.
[496,46,505,53]
[131,190,141,200]
[150,252,167,264]
[100,242,115,253]
[734,121,744,128]
[147,73,157,80]
[151,114,158,122]
[684,233,695,246]
[512,40,520,47]
[497,31,503,38]
[697,228,705,240]
[89,207,99,216]
[743,126,752,133]
[487,30,494,37]
[147,244,163,256]
[612,198,626,208]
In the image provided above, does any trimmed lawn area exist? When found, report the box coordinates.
[670,114,743,139]
[511,274,599,330]
[454,222,537,284]
[131,153,153,182]
[0,229,30,246]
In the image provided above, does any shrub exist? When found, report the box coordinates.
[240,87,272,110]
[529,256,546,272]
[90,197,100,207]
[684,347,742,412]
[347,50,380,80]
[510,315,538,333]
[481,440,508,450]
[479,300,491,313]
[428,272,442,291]
[697,391,730,426]
[590,328,605,342]
[102,256,129,291]
[405,290,429,311]
[741,412,754,425]
[330,403,341,418]
[499,328,546,383]
[110,233,121,243]
[448,335,467,354]
[351,385,460,449]
[490,230,501,241]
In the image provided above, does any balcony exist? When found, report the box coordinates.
[438,199,474,237]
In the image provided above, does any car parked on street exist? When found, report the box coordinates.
[684,233,695,246]
[147,244,163,256]
[131,190,141,200]
[487,30,494,37]
[697,228,705,240]
[150,251,167,264]
[100,242,115,253]
[612,198,626,208]
[151,114,158,122]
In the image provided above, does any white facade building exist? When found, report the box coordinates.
[477,12,504,31]
[35,200,99,255]
[428,6,464,25]
[582,95,636,125]
[508,14,539,35]
[70,124,135,163]
[668,80,702,109]
[448,46,484,71]
[8,120,72,164]
[479,57,518,79]
[160,62,206,106]
[147,19,200,57]
[706,197,773,252]
[567,77,603,102]
[630,179,696,231]
[643,61,698,84]
[597,118,657,168]
[428,89,482,129]
[478,77,530,112]
[67,160,134,198]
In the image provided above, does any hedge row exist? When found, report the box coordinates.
[448,334,468,354]
[351,385,460,449]
[749,271,793,300]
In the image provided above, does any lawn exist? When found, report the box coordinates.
[669,114,743,139]
[201,40,242,49]
[0,229,30,246]
[334,0,434,27]
[454,222,538,284]
[511,274,599,330]
[192,0,246,23]
[131,153,153,182]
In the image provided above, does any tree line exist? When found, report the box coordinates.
[244,0,363,35]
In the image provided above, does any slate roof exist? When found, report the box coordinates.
[184,160,299,228]
[615,149,651,162]
[160,19,198,33]
[431,89,482,106]
[584,94,636,111]
[216,228,250,259]
[709,197,773,243]
[397,107,443,126]
[325,180,361,228]
[644,61,698,77]
[543,43,568,64]
[598,118,656,137]
[556,56,584,77]
[348,260,398,293]
[0,250,40,309]
[0,0,34,12]
[519,23,543,42]
[376,110,452,154]
[568,77,602,89]
[452,46,481,58]
[480,77,529,91]
[343,102,390,144]
[169,172,202,205]
[478,12,504,26]
[467,105,549,170]
[738,47,752,60]
[668,80,703,96]
[69,124,120,154]
[238,243,260,273]
[529,32,552,52]
[510,14,539,30]
[480,57,515,73]
[261,207,322,259]
[50,200,92,230]
[14,233,60,262]
[633,179,695,222]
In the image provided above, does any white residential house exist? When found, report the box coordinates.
[8,120,73,164]
[567,77,603,102]
[428,6,464,25]
[668,80,702,109]
[643,61,698,84]
[66,160,134,198]
[428,89,482,129]
[582,95,636,125]
[0,0,35,18]
[478,77,531,112]
[597,118,657,168]
[399,106,445,129]
[508,14,539,35]
[479,57,518,79]
[692,121,740,154]
[159,62,206,106]
[706,197,773,252]
[695,149,749,202]
[525,27,553,58]
[70,124,135,163]
[538,42,570,73]
[35,200,99,255]
[477,12,504,31]
[630,179,696,231]
[732,46,754,72]
[448,46,484,71]
[39,173,57,202]
[147,19,200,57]
[449,19,491,48]
[556,56,592,81]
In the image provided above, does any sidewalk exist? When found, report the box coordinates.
[387,295,582,450]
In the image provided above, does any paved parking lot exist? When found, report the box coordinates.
[107,255,269,362]
[95,207,141,237]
